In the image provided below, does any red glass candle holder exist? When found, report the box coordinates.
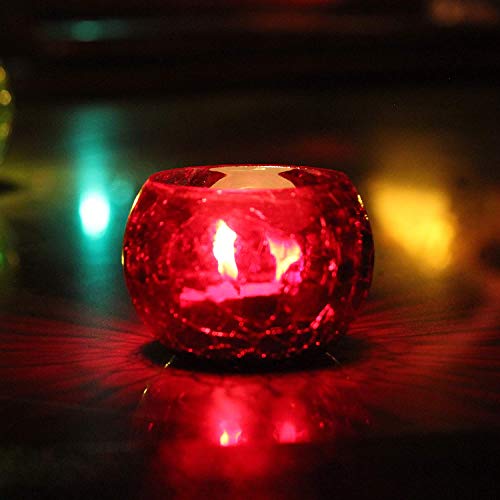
[123,165,374,361]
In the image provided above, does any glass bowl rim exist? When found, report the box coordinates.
[147,164,352,195]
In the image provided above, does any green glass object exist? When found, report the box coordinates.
[0,62,13,165]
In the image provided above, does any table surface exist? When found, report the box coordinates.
[0,84,499,499]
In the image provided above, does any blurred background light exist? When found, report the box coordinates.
[79,191,111,238]
[371,182,456,271]
[0,64,13,165]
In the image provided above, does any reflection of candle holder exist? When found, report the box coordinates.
[123,165,374,361]
[133,361,372,495]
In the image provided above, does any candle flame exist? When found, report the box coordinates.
[219,428,242,447]
[268,238,302,281]
[212,219,301,282]
[219,430,230,446]
[213,220,238,279]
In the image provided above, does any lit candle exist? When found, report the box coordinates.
[179,218,302,306]
[123,165,374,361]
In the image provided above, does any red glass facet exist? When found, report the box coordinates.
[123,165,374,360]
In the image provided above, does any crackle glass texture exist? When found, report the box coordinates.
[123,165,374,360]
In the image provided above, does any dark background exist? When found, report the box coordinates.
[0,1,499,499]
[3,0,500,98]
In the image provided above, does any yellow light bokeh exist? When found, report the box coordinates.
[0,90,12,106]
[371,183,456,271]
[0,122,10,139]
